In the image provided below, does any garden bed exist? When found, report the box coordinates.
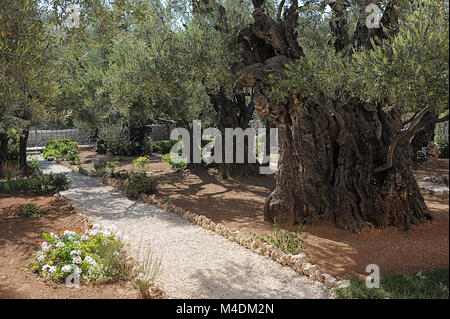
[67,150,449,281]
[0,193,140,298]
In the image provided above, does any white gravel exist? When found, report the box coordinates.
[39,158,333,299]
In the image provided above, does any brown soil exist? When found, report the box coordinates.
[73,150,449,280]
[0,193,139,299]
[153,160,449,280]
[77,149,169,173]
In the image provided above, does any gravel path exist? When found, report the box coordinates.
[39,158,332,299]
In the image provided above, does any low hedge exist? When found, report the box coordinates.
[0,173,70,195]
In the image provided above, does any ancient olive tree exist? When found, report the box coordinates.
[238,0,448,232]
[0,0,58,169]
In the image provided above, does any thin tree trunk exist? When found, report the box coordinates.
[0,133,8,165]
[19,128,29,170]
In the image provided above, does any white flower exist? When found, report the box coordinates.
[63,230,76,236]
[74,267,82,274]
[110,224,118,233]
[73,240,80,244]
[48,266,57,273]
[122,235,130,243]
[41,264,50,271]
[37,255,45,263]
[62,265,72,272]
[84,256,97,266]
[93,224,101,229]
[89,229,99,236]
[72,256,82,264]
[55,241,65,248]
[102,231,111,237]
[81,235,89,240]
[113,251,120,257]
[116,232,123,240]
[50,232,55,238]
[70,250,81,256]
[41,242,51,251]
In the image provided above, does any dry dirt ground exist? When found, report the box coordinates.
[77,150,449,280]
[0,193,139,299]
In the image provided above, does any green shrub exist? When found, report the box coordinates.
[161,153,187,170]
[435,117,449,158]
[254,219,308,255]
[93,158,108,172]
[7,129,20,165]
[335,268,449,299]
[0,173,70,195]
[27,173,71,194]
[30,225,129,284]
[152,139,181,155]
[22,204,49,218]
[124,172,158,198]
[97,123,132,156]
[142,140,154,156]
[42,139,80,164]
[133,156,149,172]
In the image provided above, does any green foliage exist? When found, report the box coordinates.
[335,268,449,299]
[42,139,80,164]
[7,129,19,165]
[28,158,41,172]
[0,173,70,194]
[26,173,71,194]
[0,0,59,136]
[97,123,132,156]
[349,0,448,115]
[124,172,158,199]
[93,158,108,173]
[133,156,149,172]
[161,153,187,170]
[152,139,180,155]
[435,116,449,158]
[255,219,308,255]
[22,203,48,219]
[30,226,129,284]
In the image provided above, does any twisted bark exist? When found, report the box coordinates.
[238,1,432,232]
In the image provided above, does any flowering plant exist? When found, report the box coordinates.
[30,224,131,284]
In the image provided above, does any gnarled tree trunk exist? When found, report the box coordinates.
[238,1,432,232]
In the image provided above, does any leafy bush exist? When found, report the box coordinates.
[254,219,308,255]
[93,158,108,172]
[124,172,158,198]
[335,267,449,299]
[42,139,80,164]
[161,153,187,170]
[7,129,20,165]
[152,139,180,155]
[142,140,154,156]
[27,173,71,194]
[435,118,449,158]
[133,156,149,172]
[30,225,129,284]
[97,123,132,156]
[22,204,49,218]
[0,173,70,195]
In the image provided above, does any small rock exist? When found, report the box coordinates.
[291,253,307,264]
[321,273,337,288]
